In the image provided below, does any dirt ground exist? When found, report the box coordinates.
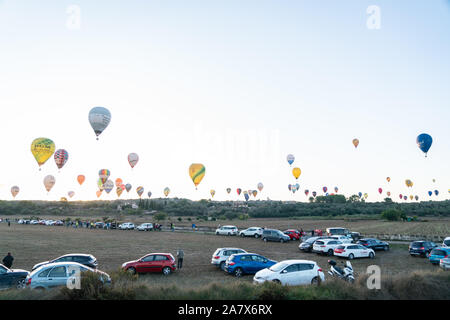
[0,222,444,288]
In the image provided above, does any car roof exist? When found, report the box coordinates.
[217,248,246,251]
[278,259,317,265]
[433,247,450,251]
[59,253,94,258]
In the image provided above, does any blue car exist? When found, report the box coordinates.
[428,247,450,265]
[224,253,277,277]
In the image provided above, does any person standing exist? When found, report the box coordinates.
[176,249,184,269]
[2,253,14,269]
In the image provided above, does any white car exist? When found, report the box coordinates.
[211,248,247,270]
[239,227,263,238]
[253,260,325,286]
[136,223,153,231]
[439,257,450,270]
[313,239,343,256]
[215,225,238,236]
[119,223,135,230]
[30,220,39,225]
[442,237,450,248]
[45,220,56,226]
[330,235,353,244]
[333,244,375,259]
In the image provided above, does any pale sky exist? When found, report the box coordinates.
[0,0,449,202]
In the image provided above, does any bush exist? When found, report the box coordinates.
[381,209,406,221]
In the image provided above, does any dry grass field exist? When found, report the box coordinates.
[1,219,446,290]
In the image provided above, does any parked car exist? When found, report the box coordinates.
[215,225,238,236]
[253,260,325,286]
[428,247,450,265]
[440,257,450,270]
[357,238,389,251]
[284,229,301,241]
[32,254,98,271]
[224,253,277,277]
[334,244,375,260]
[262,229,290,243]
[442,237,450,248]
[119,222,135,230]
[409,241,437,257]
[326,227,350,236]
[26,262,110,290]
[299,236,333,253]
[239,227,263,238]
[211,248,247,270]
[54,220,64,226]
[137,223,154,231]
[94,222,105,229]
[122,253,176,275]
[313,239,343,256]
[45,220,55,226]
[30,220,39,225]
[329,235,353,244]
[0,264,29,290]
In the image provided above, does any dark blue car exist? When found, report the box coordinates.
[224,253,277,277]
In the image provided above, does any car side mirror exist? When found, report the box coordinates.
[281,270,287,274]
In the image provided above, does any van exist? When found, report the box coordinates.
[262,229,290,243]
[326,227,350,236]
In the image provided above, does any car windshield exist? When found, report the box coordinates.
[269,262,288,272]
[444,240,450,246]
[306,238,317,243]
[412,242,424,247]
[431,249,447,256]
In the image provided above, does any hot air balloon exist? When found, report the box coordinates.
[96,190,102,198]
[210,189,215,198]
[257,183,264,192]
[77,175,85,186]
[54,149,69,171]
[405,179,413,188]
[60,197,68,202]
[323,187,327,193]
[128,153,139,169]
[295,183,300,191]
[288,184,292,191]
[226,188,231,194]
[428,191,432,196]
[31,138,55,170]
[287,154,295,166]
[378,188,382,194]
[189,163,206,189]
[415,195,419,201]
[147,191,152,198]
[97,178,105,191]
[252,190,258,197]
[364,193,368,199]
[244,192,249,202]
[137,186,144,198]
[125,184,132,193]
[98,169,110,185]
[103,180,114,194]
[11,186,20,198]
[387,191,391,197]
[237,188,242,196]
[352,138,359,148]
[164,187,170,197]
[312,191,317,198]
[115,178,123,187]
[44,175,56,192]
[116,187,123,198]
[89,106,111,140]
[68,191,75,198]
[416,133,432,157]
[358,192,363,198]
[434,190,439,196]
[432,179,436,183]
[399,194,403,199]
[334,187,339,193]
[409,195,414,200]
[304,189,309,196]
[292,167,301,180]
[386,177,391,182]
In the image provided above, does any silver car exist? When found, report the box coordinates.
[137,223,153,231]
[239,227,263,238]
[440,257,450,270]
[26,262,110,290]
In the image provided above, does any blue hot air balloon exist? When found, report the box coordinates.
[244,193,250,201]
[358,192,362,198]
[428,191,432,196]
[416,133,432,157]
[434,190,439,196]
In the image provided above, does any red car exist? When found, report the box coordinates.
[284,229,301,241]
[122,253,176,276]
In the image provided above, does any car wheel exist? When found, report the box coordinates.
[348,253,354,260]
[280,239,284,243]
[216,232,219,235]
[220,261,226,271]
[234,268,243,278]
[162,267,172,276]
[369,252,375,259]
[127,267,137,275]
[255,234,259,238]
[384,246,389,251]
[240,233,245,237]
[272,279,281,284]
[311,277,319,285]
[327,249,334,256]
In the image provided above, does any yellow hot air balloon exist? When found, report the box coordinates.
[31,138,55,170]
[164,187,170,197]
[352,138,359,148]
[210,189,215,198]
[189,163,206,189]
[409,195,414,200]
[405,179,413,188]
[292,167,301,180]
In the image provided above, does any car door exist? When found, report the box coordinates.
[153,255,169,272]
[252,255,269,273]
[297,263,315,284]
[356,245,370,257]
[47,266,68,288]
[138,255,155,273]
[280,264,299,285]
[0,265,9,289]
[239,255,252,273]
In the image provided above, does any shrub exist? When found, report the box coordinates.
[381,209,406,221]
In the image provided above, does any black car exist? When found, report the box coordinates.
[357,238,389,251]
[0,264,29,290]
[32,254,98,271]
[299,236,333,252]
[409,241,437,257]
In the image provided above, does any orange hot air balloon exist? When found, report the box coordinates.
[96,190,102,198]
[352,138,359,148]
[77,175,85,186]
[115,178,123,187]
[386,177,391,182]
